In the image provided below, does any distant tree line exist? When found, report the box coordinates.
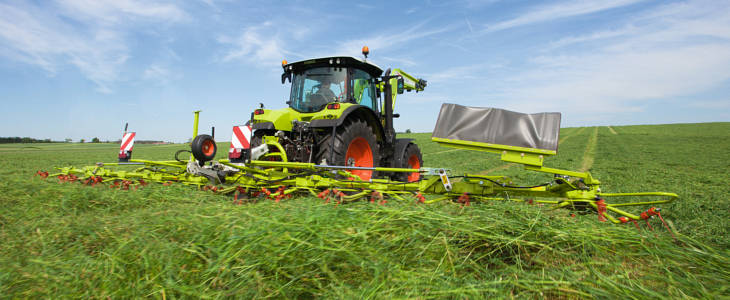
[0,137,56,143]
[112,139,168,144]
[0,137,169,144]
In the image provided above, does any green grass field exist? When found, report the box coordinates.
[1,123,728,298]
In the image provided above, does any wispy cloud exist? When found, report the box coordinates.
[511,44,730,104]
[490,0,730,118]
[355,4,376,10]
[483,0,643,33]
[334,21,460,57]
[143,64,181,85]
[198,0,220,11]
[463,0,502,9]
[464,15,475,33]
[423,63,494,83]
[545,26,635,50]
[216,17,456,68]
[688,99,730,109]
[217,22,288,67]
[0,3,126,93]
[377,56,418,67]
[59,0,187,24]
[0,1,186,93]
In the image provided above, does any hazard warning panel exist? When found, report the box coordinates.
[119,132,136,162]
[229,125,252,160]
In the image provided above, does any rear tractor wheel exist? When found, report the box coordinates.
[394,143,423,182]
[316,118,380,181]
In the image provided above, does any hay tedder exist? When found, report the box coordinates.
[40,47,678,229]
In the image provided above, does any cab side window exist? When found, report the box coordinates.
[352,69,376,111]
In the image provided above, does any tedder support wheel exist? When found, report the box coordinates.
[395,143,423,182]
[316,118,380,181]
[191,134,217,163]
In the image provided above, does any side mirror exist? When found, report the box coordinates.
[417,78,427,91]
[397,77,404,94]
[281,72,291,84]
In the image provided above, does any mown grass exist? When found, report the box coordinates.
[1,123,729,298]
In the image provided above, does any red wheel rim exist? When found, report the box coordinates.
[345,137,374,181]
[202,140,215,156]
[407,154,421,182]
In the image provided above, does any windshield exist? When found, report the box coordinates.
[289,67,346,113]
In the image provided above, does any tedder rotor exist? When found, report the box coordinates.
[38,47,679,231]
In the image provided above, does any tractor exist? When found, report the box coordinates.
[225,47,427,182]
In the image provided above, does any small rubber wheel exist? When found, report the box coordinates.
[395,143,423,182]
[191,134,217,163]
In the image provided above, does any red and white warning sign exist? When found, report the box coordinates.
[119,132,136,160]
[229,125,252,159]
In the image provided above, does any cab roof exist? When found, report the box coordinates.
[283,56,383,78]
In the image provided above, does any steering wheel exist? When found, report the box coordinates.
[309,93,328,107]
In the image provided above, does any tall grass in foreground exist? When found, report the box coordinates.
[1,123,729,298]
[1,179,728,298]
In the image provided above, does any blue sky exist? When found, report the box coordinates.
[1,0,728,142]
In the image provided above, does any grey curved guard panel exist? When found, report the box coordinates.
[431,103,561,152]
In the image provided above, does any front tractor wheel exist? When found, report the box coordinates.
[395,143,423,182]
[317,118,380,181]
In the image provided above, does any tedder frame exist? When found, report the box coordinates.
[41,110,679,228]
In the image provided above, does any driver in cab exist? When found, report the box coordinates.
[315,79,337,103]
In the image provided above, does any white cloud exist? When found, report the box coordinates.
[0,3,129,93]
[687,100,730,109]
[143,64,181,85]
[507,45,730,105]
[545,26,635,50]
[490,0,730,117]
[483,0,643,33]
[0,1,187,93]
[217,22,288,67]
[464,16,475,33]
[334,21,459,58]
[217,16,457,68]
[199,0,218,10]
[421,64,482,84]
[58,0,187,24]
[377,56,418,67]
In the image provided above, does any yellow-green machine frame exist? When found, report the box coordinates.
[41,111,678,228]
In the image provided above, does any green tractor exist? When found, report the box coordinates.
[243,47,427,181]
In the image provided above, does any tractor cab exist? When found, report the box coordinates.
[282,57,383,113]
